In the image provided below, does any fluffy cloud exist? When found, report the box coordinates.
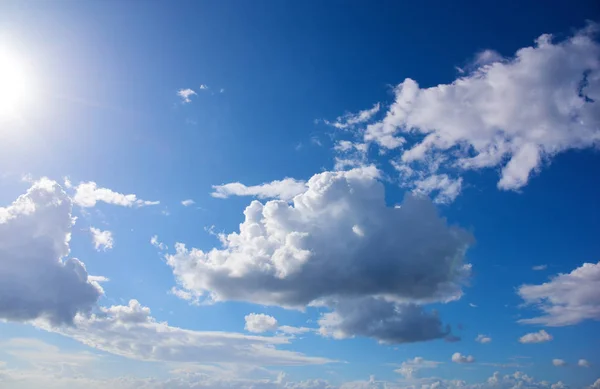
[362,24,600,192]
[0,179,102,324]
[37,299,331,367]
[413,174,463,204]
[181,199,195,206]
[177,88,196,103]
[475,334,492,344]
[324,103,380,130]
[245,313,278,333]
[518,330,552,344]
[552,359,567,367]
[167,166,473,343]
[89,227,114,251]
[73,182,159,208]
[578,359,590,367]
[211,178,307,201]
[451,353,474,363]
[395,357,442,379]
[518,262,600,326]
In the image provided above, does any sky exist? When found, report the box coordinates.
[0,1,599,388]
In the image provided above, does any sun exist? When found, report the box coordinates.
[0,47,32,119]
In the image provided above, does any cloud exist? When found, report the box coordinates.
[552,359,567,367]
[532,264,548,271]
[395,357,442,379]
[199,84,209,90]
[167,166,473,343]
[475,334,492,343]
[181,199,195,206]
[89,227,114,251]
[151,235,167,250]
[591,379,600,389]
[451,353,475,363]
[0,179,102,324]
[413,174,463,204]
[177,88,196,103]
[37,299,332,367]
[278,325,312,335]
[211,178,307,201]
[363,24,600,191]
[73,182,159,208]
[517,262,600,326]
[518,330,552,344]
[1,338,98,372]
[245,313,279,333]
[323,103,380,130]
[469,303,477,308]
[579,359,590,367]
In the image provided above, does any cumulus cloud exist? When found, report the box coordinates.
[553,359,567,367]
[451,353,475,363]
[177,88,196,103]
[518,262,600,326]
[518,330,552,344]
[245,313,279,333]
[211,178,307,201]
[89,227,113,251]
[73,182,159,208]
[475,334,492,343]
[361,24,600,193]
[395,357,442,379]
[181,199,195,206]
[323,103,381,130]
[37,299,331,367]
[167,166,473,343]
[579,359,590,367]
[0,179,102,324]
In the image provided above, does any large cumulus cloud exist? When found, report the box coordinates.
[0,179,102,324]
[166,166,473,343]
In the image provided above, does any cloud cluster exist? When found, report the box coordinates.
[394,357,441,379]
[0,179,102,324]
[323,103,381,130]
[211,178,307,201]
[170,166,472,343]
[90,227,114,251]
[38,299,331,367]
[245,313,278,333]
[177,88,197,103]
[518,329,553,344]
[475,334,492,344]
[518,262,600,326]
[451,353,474,363]
[73,181,159,208]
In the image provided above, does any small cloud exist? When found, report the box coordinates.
[244,313,278,333]
[199,84,209,90]
[161,209,171,216]
[578,359,590,367]
[553,359,567,367]
[278,325,312,335]
[177,88,197,103]
[532,264,547,271]
[90,227,114,251]
[519,329,552,344]
[169,287,200,305]
[452,352,475,364]
[63,176,72,189]
[181,199,195,207]
[219,88,225,93]
[150,235,167,251]
[469,303,478,308]
[476,334,492,344]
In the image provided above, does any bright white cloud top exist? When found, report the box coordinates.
[73,181,159,208]
[211,178,307,201]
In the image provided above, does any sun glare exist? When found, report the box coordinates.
[0,47,32,119]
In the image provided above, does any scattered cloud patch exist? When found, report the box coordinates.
[395,357,442,379]
[150,235,167,250]
[469,303,478,308]
[475,334,492,344]
[181,199,195,206]
[244,313,279,333]
[518,262,600,326]
[177,88,197,103]
[323,103,380,130]
[552,359,567,367]
[579,359,590,367]
[532,264,548,271]
[73,182,159,208]
[451,353,475,364]
[211,178,307,201]
[278,325,312,335]
[89,227,114,251]
[519,330,552,344]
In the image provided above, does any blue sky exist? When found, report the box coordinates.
[0,1,599,388]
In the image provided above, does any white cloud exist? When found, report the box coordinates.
[591,379,600,389]
[0,179,102,324]
[278,325,312,335]
[323,103,380,130]
[181,199,195,206]
[199,84,209,90]
[475,334,492,344]
[220,88,225,93]
[552,359,567,367]
[532,264,548,271]
[578,359,590,367]
[37,299,332,368]
[413,174,463,204]
[518,261,600,326]
[1,338,98,372]
[519,329,552,344]
[73,182,159,208]
[245,313,279,333]
[151,235,167,250]
[89,227,113,251]
[469,303,477,308]
[177,88,196,103]
[211,178,307,201]
[395,357,442,379]
[451,353,474,364]
[167,166,472,343]
[363,25,600,192]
